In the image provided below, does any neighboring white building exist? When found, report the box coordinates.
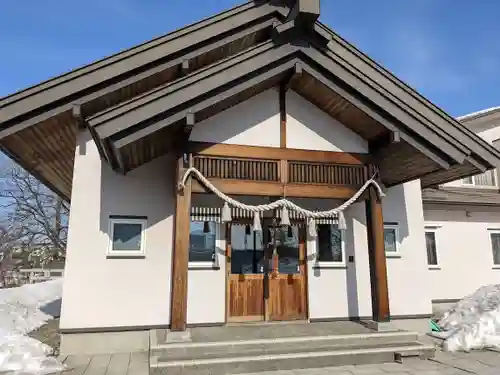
[0,0,499,357]
[422,107,500,306]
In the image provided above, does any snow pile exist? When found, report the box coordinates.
[0,279,65,374]
[438,284,500,352]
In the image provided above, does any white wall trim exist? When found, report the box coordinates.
[313,224,346,268]
[107,217,147,257]
[487,228,500,267]
[424,226,441,269]
[188,222,221,269]
[383,223,401,258]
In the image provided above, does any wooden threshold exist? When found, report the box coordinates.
[191,178,361,199]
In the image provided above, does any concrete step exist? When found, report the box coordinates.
[150,331,419,357]
[150,331,435,374]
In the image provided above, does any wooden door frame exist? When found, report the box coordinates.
[224,219,309,323]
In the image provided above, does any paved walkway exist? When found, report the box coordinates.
[55,352,148,375]
[239,350,500,375]
[55,348,500,375]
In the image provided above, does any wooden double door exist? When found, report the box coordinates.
[226,219,308,322]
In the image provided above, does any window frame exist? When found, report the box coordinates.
[462,169,497,189]
[383,223,401,258]
[424,225,441,269]
[107,217,147,257]
[489,229,500,268]
[315,223,346,268]
[188,221,220,270]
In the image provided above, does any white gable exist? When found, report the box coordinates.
[189,89,280,147]
[189,88,369,153]
[286,91,368,153]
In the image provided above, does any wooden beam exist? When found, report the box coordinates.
[368,130,401,153]
[283,62,302,91]
[180,59,190,76]
[279,84,286,148]
[191,178,361,199]
[170,154,192,331]
[365,168,390,322]
[188,142,368,165]
[286,0,320,29]
[301,64,452,169]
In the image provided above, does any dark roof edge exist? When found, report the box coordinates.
[0,146,70,202]
[315,22,500,166]
[0,1,281,107]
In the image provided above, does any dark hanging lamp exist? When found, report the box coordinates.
[245,224,251,235]
[203,221,210,233]
[287,225,293,238]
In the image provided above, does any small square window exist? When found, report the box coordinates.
[189,221,217,266]
[383,224,400,257]
[108,217,146,257]
[315,224,345,267]
[490,231,500,266]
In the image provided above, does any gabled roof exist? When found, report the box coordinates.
[459,106,500,134]
[1,0,499,201]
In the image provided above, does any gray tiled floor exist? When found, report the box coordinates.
[54,348,500,375]
[238,350,500,375]
[55,351,148,375]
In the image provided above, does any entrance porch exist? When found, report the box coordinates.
[173,142,390,330]
[150,321,435,373]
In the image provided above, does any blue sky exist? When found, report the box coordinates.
[0,0,499,117]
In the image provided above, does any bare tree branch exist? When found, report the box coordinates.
[0,165,68,265]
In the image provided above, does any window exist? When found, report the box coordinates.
[462,170,497,188]
[490,230,500,266]
[189,221,217,265]
[383,224,400,257]
[424,227,439,268]
[316,224,345,266]
[108,217,146,256]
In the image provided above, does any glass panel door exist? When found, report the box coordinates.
[230,224,265,274]
[277,225,300,274]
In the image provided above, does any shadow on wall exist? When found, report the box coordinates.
[308,204,362,319]
[98,152,176,247]
[344,211,360,318]
[385,184,410,242]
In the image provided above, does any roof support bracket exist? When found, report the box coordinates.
[179,59,190,77]
[72,103,122,172]
[286,0,320,30]
[283,62,303,91]
[368,130,401,153]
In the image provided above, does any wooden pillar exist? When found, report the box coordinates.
[279,83,287,148]
[170,153,192,331]
[365,174,390,322]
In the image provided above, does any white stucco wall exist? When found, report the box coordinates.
[307,181,432,320]
[60,130,175,330]
[187,224,226,325]
[62,88,433,330]
[424,205,500,301]
[189,88,281,148]
[286,91,368,153]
